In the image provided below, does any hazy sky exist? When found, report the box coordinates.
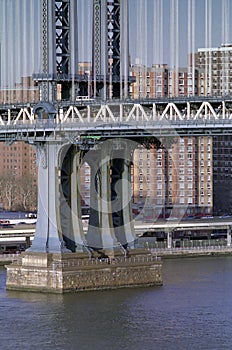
[129,0,231,67]
[0,0,231,87]
[79,0,232,67]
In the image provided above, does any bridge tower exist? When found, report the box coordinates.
[36,0,130,102]
[6,0,162,293]
[92,0,129,99]
[37,0,79,102]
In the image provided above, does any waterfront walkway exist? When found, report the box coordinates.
[151,245,232,258]
[1,245,232,266]
[0,253,20,265]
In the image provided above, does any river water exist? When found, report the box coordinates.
[1,256,232,350]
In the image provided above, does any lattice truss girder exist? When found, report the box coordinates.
[93,0,121,77]
[92,0,101,77]
[41,0,49,75]
[1,100,232,126]
[55,0,70,75]
[107,0,120,77]
[41,0,75,77]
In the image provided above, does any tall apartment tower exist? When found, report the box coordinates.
[132,137,213,219]
[150,64,169,98]
[130,63,198,98]
[0,76,39,104]
[198,44,232,96]
[213,136,232,215]
[198,44,232,215]
[130,61,213,217]
[130,61,150,99]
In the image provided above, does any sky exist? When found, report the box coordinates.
[0,0,231,87]
[129,0,231,67]
[79,0,232,67]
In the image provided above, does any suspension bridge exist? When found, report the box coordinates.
[3,0,232,292]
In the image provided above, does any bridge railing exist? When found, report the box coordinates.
[136,238,229,250]
[50,254,161,269]
[149,245,232,256]
[0,253,21,260]
[1,99,232,129]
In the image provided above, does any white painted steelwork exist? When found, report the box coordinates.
[1,99,232,128]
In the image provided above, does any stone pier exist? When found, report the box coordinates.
[6,250,162,293]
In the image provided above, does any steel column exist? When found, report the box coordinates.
[38,0,79,102]
[92,0,129,99]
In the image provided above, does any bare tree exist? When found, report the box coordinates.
[0,175,18,210]
[0,177,5,209]
[0,173,37,211]
[18,176,37,211]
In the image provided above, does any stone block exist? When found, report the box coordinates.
[6,250,162,293]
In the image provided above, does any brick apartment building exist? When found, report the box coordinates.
[198,44,232,96]
[129,45,232,217]
[198,44,232,215]
[0,76,39,104]
[0,76,39,210]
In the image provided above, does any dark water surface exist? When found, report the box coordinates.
[1,257,232,350]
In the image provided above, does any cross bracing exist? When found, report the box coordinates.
[1,98,232,125]
[1,98,232,141]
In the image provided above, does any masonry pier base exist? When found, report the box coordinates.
[5,250,162,293]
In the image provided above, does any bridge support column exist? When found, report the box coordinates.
[86,149,117,255]
[29,142,68,253]
[227,226,231,247]
[111,148,135,252]
[70,151,87,251]
[59,146,85,252]
[6,139,162,293]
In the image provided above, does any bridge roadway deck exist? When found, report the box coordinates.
[1,119,232,142]
[1,98,232,141]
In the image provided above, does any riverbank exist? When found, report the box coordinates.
[1,246,232,266]
[0,254,19,265]
[151,246,232,258]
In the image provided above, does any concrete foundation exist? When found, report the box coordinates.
[5,250,162,293]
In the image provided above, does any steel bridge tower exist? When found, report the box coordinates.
[37,0,79,102]
[36,0,129,102]
[92,0,129,99]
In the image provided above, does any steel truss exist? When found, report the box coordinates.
[1,99,232,126]
[92,0,129,99]
[37,0,79,101]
